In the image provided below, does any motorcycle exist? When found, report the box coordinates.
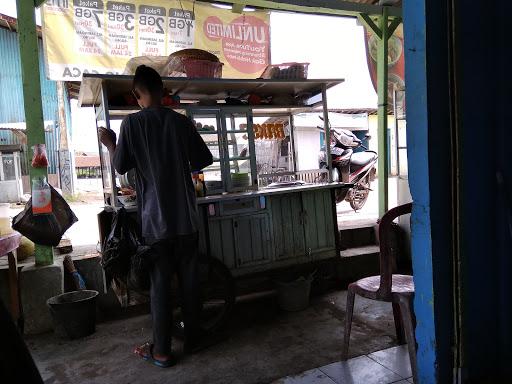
[318,119,378,211]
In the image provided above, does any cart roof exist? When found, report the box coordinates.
[78,75,344,107]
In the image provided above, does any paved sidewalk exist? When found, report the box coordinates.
[272,345,412,384]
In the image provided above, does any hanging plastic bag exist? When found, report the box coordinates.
[12,185,78,246]
[31,144,49,168]
[127,245,153,292]
[101,208,154,291]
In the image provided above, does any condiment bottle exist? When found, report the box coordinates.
[198,172,206,196]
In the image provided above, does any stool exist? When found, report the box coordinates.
[0,232,23,332]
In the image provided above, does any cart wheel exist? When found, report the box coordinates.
[198,257,236,333]
[173,257,235,337]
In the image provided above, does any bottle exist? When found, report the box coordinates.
[198,172,206,196]
[32,177,52,215]
[192,173,204,197]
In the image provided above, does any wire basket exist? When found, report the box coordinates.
[260,62,309,80]
[182,59,223,78]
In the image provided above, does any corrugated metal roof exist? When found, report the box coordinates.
[75,155,100,168]
[0,27,59,124]
[0,126,60,174]
[0,27,70,174]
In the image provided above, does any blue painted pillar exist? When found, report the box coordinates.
[402,2,436,380]
[403,0,454,382]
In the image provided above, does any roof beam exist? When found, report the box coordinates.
[213,0,402,17]
[358,13,382,39]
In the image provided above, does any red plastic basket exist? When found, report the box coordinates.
[182,59,223,78]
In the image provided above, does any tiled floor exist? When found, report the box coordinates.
[273,345,412,384]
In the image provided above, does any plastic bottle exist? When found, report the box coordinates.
[198,172,206,196]
[192,173,204,197]
[32,177,52,215]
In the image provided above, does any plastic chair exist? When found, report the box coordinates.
[342,203,417,383]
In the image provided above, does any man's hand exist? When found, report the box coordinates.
[98,127,116,151]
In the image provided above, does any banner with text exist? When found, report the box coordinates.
[42,0,270,80]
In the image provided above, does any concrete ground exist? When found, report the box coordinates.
[337,177,399,230]
[28,290,400,384]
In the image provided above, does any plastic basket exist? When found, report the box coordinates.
[183,59,223,78]
[260,62,309,80]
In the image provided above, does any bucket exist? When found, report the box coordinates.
[47,290,99,339]
[0,203,11,236]
[276,274,314,312]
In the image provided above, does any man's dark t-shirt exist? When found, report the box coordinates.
[112,107,212,242]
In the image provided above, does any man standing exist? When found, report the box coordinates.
[99,65,213,367]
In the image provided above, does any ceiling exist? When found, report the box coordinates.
[202,0,402,17]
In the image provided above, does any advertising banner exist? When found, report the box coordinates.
[364,24,405,114]
[41,0,270,80]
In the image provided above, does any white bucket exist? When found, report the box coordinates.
[276,275,314,312]
[0,203,12,236]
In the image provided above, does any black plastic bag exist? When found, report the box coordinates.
[127,245,153,291]
[12,186,78,247]
[101,208,153,291]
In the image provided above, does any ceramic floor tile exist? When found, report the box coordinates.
[407,379,414,383]
[318,356,402,384]
[367,345,412,378]
[390,381,410,384]
[272,369,337,384]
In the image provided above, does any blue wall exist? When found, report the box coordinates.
[0,27,70,174]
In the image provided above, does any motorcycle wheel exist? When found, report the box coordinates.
[349,176,371,211]
[330,167,349,203]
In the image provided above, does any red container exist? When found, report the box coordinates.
[182,59,223,79]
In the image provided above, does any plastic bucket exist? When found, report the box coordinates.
[276,276,313,312]
[47,290,99,339]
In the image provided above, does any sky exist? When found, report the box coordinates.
[0,1,42,24]
[0,1,377,152]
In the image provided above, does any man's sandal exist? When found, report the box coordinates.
[133,342,176,368]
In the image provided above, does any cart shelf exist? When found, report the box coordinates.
[79,75,344,107]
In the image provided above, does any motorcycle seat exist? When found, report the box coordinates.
[351,151,377,167]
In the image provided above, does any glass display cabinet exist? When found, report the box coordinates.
[80,75,346,209]
[188,109,257,195]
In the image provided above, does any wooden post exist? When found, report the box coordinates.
[57,81,74,196]
[16,0,53,266]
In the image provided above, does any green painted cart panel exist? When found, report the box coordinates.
[234,213,272,267]
[269,194,306,260]
[208,217,237,269]
[202,188,338,276]
[302,189,336,258]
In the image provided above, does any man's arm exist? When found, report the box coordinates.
[188,119,213,172]
[98,117,134,175]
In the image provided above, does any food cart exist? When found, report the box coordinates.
[79,75,350,279]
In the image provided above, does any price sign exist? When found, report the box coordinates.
[105,2,136,57]
[72,0,104,55]
[168,8,195,53]
[137,5,167,56]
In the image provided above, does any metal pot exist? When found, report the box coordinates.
[119,169,137,189]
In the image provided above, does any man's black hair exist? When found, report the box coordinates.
[133,65,164,96]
